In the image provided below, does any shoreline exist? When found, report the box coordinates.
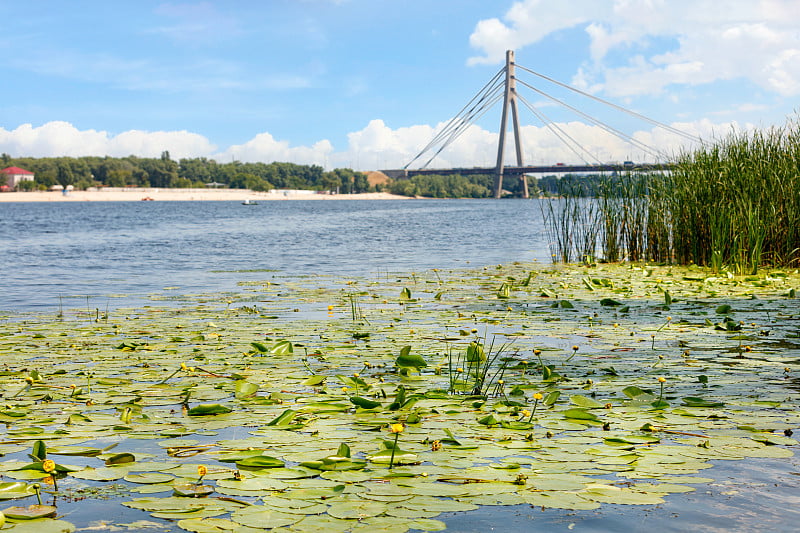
[0,188,411,202]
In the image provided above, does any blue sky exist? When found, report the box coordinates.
[1,0,798,170]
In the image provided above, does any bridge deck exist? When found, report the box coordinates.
[383,163,673,180]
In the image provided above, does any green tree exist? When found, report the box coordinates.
[56,163,74,190]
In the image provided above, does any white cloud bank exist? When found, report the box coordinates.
[0,118,735,171]
[0,121,216,160]
[468,0,800,98]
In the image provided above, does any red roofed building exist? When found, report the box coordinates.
[1,166,35,189]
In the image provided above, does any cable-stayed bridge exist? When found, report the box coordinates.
[383,50,697,198]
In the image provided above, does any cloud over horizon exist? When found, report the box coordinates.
[1,117,737,171]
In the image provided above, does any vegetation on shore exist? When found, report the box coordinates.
[0,262,798,531]
[544,120,800,272]
[2,152,375,194]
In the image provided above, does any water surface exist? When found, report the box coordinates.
[0,199,550,312]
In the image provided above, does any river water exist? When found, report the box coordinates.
[1,199,798,531]
[0,199,550,312]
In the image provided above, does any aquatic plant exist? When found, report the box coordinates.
[543,118,800,271]
[0,262,798,531]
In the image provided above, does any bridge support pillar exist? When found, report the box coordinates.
[493,50,526,198]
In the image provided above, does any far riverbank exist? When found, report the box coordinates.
[0,188,410,202]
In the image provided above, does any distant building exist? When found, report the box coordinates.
[1,166,35,189]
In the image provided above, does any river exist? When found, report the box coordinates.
[0,199,550,312]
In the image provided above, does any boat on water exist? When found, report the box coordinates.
[242,199,258,205]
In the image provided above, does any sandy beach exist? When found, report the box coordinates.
[0,188,410,202]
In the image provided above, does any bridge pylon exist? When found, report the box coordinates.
[493,50,527,199]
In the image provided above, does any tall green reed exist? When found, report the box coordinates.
[542,116,800,271]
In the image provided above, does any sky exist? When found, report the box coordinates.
[1,0,798,170]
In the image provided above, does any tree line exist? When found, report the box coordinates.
[2,151,615,198]
[1,152,372,193]
[386,172,613,198]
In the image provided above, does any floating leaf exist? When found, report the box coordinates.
[173,484,214,498]
[265,409,297,427]
[0,482,36,500]
[303,375,326,387]
[570,395,604,408]
[563,408,599,421]
[350,396,381,409]
[682,397,725,408]
[235,455,285,469]
[230,507,298,529]
[250,342,269,353]
[270,340,294,355]
[187,404,232,416]
[124,473,175,484]
[2,504,58,519]
[396,346,427,369]
[234,380,258,399]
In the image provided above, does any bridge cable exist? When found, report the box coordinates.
[515,77,667,160]
[405,67,505,169]
[406,70,504,169]
[419,91,505,169]
[516,92,602,165]
[419,83,504,167]
[515,64,702,144]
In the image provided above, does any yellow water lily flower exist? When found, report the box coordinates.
[533,392,543,401]
[42,460,56,473]
[389,423,405,434]
[197,465,208,477]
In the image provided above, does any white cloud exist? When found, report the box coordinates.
[468,0,607,66]
[0,118,744,172]
[0,121,216,159]
[217,132,334,165]
[468,0,800,97]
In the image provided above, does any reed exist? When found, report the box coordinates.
[542,117,800,271]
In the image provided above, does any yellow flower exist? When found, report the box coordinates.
[431,440,442,451]
[181,362,188,371]
[658,377,666,383]
[456,367,463,373]
[521,409,531,417]
[389,423,405,434]
[497,379,504,385]
[353,373,360,378]
[197,465,208,477]
[42,460,56,473]
[327,305,334,311]
[533,393,543,401]
[341,387,349,393]
[572,345,579,351]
